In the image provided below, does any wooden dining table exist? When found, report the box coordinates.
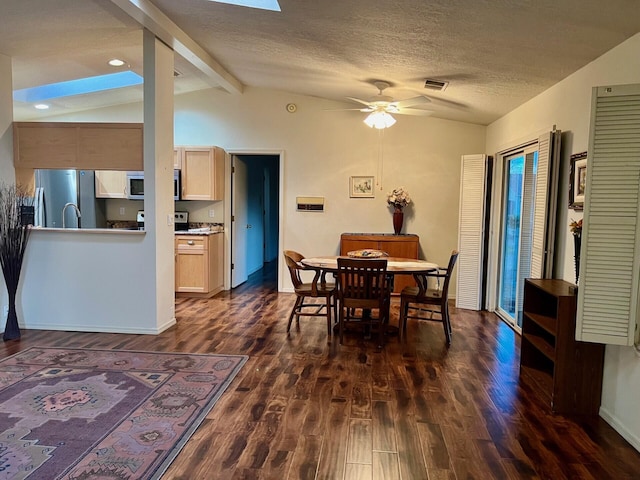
[301,256,439,337]
[301,256,438,279]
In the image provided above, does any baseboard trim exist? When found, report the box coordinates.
[22,319,176,335]
[599,406,640,453]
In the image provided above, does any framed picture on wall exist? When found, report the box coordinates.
[569,151,587,210]
[349,176,375,198]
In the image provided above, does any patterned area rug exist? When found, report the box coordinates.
[0,347,247,479]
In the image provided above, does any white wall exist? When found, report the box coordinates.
[486,33,640,451]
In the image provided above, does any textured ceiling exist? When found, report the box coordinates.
[2,0,640,124]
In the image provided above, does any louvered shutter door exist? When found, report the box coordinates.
[530,131,561,278]
[576,84,640,345]
[457,154,487,310]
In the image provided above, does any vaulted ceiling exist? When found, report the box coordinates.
[3,0,640,124]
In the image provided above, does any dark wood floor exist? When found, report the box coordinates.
[3,262,640,479]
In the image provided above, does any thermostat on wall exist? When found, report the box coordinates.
[297,196,324,212]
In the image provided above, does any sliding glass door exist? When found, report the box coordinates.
[497,148,538,329]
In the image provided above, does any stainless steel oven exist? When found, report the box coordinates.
[127,170,180,200]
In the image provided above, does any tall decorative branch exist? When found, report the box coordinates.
[0,183,33,340]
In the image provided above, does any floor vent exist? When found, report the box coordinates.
[424,79,449,91]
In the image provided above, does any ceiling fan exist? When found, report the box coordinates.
[344,81,433,129]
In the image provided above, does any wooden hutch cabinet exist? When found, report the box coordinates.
[340,233,420,293]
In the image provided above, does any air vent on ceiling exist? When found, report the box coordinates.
[424,79,449,91]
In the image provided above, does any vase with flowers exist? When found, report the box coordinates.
[570,218,582,284]
[387,187,411,235]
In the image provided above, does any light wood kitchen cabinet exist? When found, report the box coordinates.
[95,170,128,198]
[179,146,225,200]
[340,233,420,293]
[175,233,224,297]
[173,147,182,170]
[13,122,143,171]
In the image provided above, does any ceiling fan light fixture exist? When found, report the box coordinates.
[364,111,396,129]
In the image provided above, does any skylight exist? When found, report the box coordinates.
[207,0,281,12]
[13,71,143,103]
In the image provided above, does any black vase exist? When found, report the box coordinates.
[3,285,20,341]
[574,234,581,284]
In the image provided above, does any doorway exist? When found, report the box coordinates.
[230,154,280,289]
[496,147,538,329]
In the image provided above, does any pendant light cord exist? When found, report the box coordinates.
[376,128,385,191]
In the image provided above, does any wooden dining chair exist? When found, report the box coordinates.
[336,257,390,348]
[399,250,459,345]
[283,250,337,336]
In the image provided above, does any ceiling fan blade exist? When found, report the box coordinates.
[393,96,431,108]
[346,96,373,107]
[395,108,434,116]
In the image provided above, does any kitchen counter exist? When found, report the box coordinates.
[31,226,145,235]
[174,228,223,236]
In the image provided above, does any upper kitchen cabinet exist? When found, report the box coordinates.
[173,147,182,170]
[179,146,225,201]
[95,171,128,199]
[13,122,143,171]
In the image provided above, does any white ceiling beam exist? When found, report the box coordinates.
[109,0,243,94]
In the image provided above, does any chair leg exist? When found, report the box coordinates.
[287,296,303,332]
[399,298,409,341]
[378,303,388,349]
[442,301,451,345]
[339,303,345,345]
[325,294,332,337]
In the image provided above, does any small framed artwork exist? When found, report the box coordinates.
[569,151,587,210]
[349,176,375,198]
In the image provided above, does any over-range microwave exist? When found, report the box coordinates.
[127,170,181,200]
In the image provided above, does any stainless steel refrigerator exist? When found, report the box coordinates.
[34,169,107,228]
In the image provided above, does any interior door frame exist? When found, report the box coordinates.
[224,148,285,291]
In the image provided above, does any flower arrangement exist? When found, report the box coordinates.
[387,187,411,210]
[570,218,582,236]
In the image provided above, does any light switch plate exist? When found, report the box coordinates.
[167,214,174,226]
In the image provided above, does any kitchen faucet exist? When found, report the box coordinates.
[62,202,81,228]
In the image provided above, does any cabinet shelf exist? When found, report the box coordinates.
[520,278,605,415]
[523,312,557,336]
[522,332,555,361]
